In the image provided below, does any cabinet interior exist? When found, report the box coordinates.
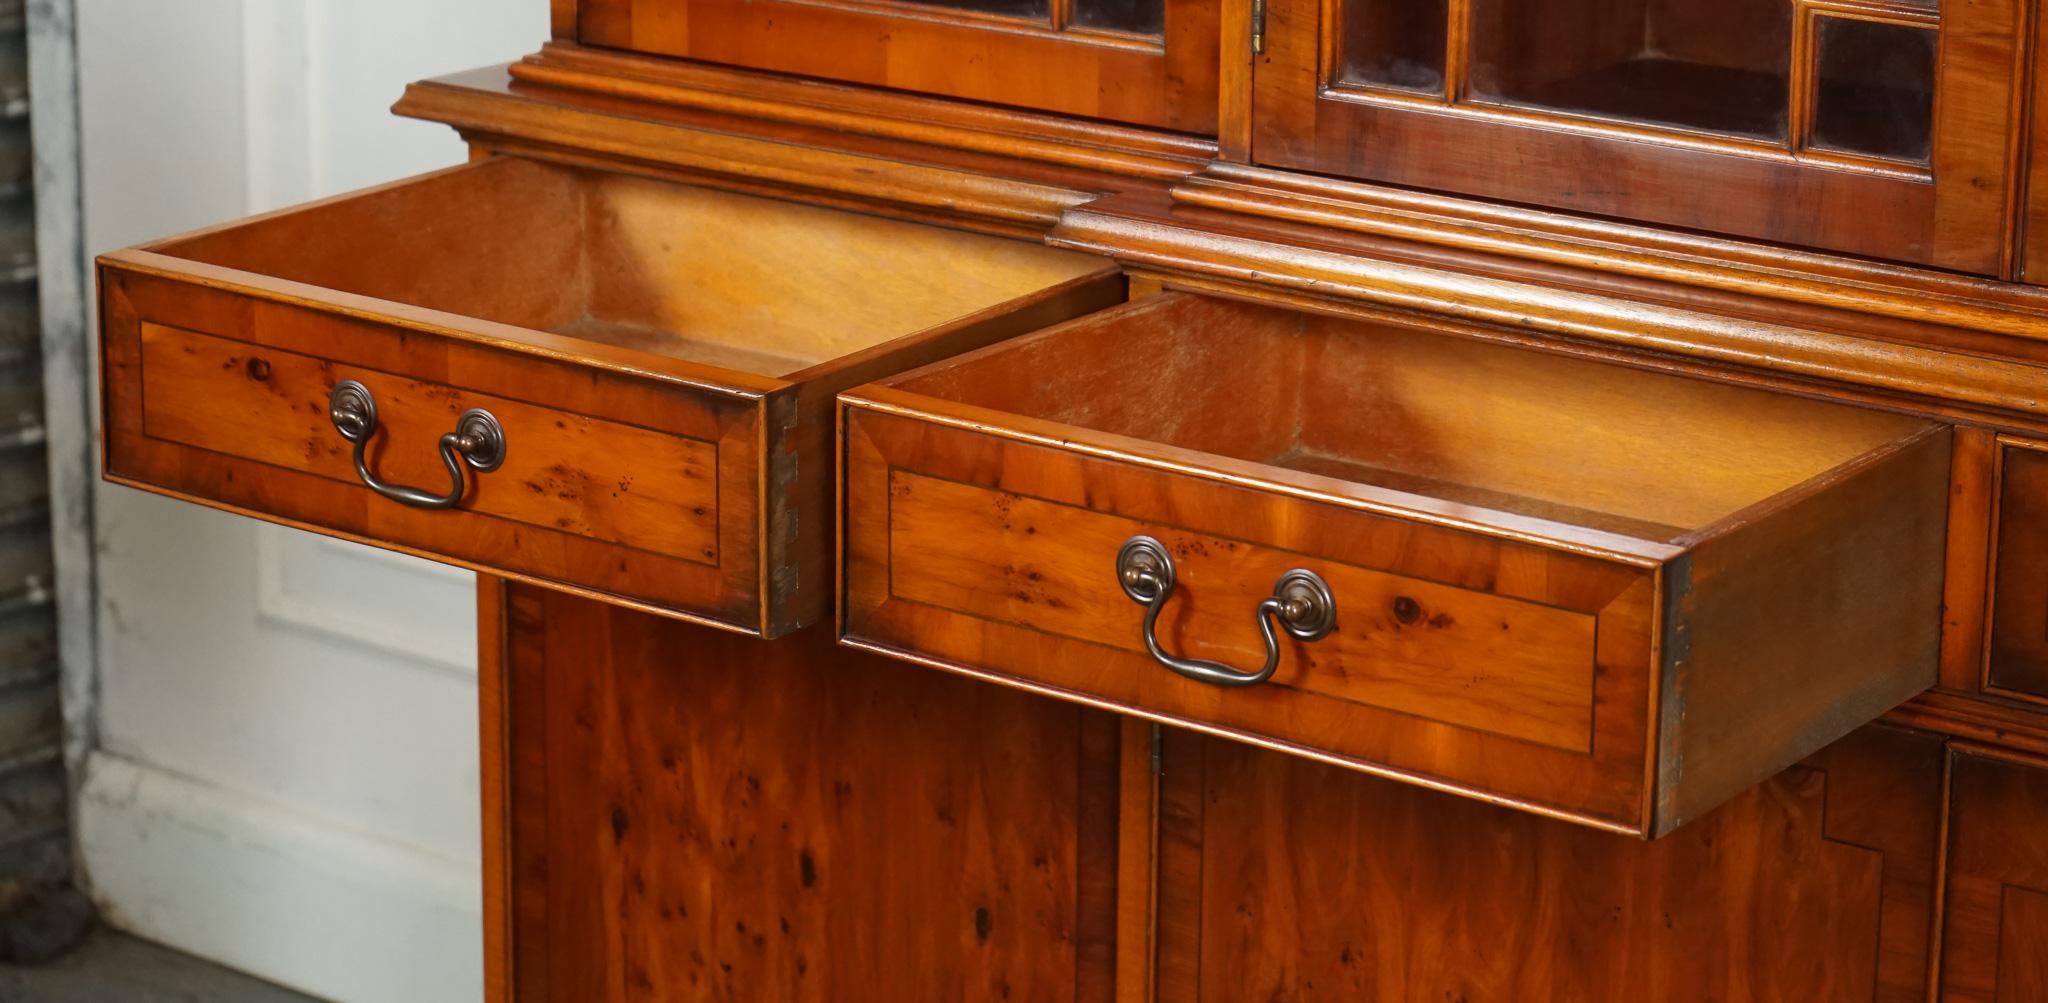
[893,292,1929,540]
[152,157,1109,378]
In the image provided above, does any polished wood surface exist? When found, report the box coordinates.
[100,257,766,627]
[1048,201,2048,430]
[99,155,1118,635]
[500,43,1218,180]
[569,0,1221,135]
[1988,439,2048,704]
[493,580,1129,1001]
[408,53,2048,349]
[1165,724,1944,1002]
[842,291,1949,835]
[1939,747,2048,1002]
[152,157,1112,376]
[1942,427,2000,693]
[139,321,720,563]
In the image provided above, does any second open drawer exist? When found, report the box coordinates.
[840,291,1951,836]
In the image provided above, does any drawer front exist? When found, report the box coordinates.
[843,406,1658,830]
[1990,439,2048,702]
[103,264,766,628]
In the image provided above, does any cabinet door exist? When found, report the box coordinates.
[1250,0,2018,271]
[1156,724,1944,1001]
[1939,748,2048,1002]
[572,0,1220,134]
[481,581,1130,1001]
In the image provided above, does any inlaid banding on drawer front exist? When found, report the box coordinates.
[886,469,1601,752]
[842,403,1660,829]
[138,322,722,564]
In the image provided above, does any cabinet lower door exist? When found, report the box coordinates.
[481,580,1131,1001]
[1153,725,1945,1002]
[1940,748,2048,1002]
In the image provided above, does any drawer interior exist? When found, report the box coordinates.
[892,292,1929,541]
[151,157,1111,378]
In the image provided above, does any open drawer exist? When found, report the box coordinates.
[840,292,1951,836]
[99,156,1121,636]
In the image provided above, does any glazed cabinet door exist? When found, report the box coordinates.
[1939,747,2048,1002]
[1250,0,2019,270]
[569,0,1221,134]
[1153,724,1946,1002]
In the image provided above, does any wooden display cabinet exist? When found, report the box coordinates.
[94,0,2048,998]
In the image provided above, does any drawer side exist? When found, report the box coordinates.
[1654,425,1951,834]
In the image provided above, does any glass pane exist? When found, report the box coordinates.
[1811,17,1935,163]
[1073,0,1164,35]
[897,0,1051,20]
[1466,0,1793,141]
[1336,0,1449,95]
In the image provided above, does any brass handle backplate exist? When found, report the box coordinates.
[1115,535,1336,688]
[329,379,505,510]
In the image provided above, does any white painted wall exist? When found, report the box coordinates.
[71,3,545,1000]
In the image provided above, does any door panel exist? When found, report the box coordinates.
[1939,748,2048,1002]
[1159,725,1944,1001]
[490,582,1125,1001]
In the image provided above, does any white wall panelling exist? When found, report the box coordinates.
[79,753,483,1003]
[69,2,545,999]
[256,527,476,678]
[28,0,102,801]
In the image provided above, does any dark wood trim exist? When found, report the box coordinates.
[1173,163,2048,347]
[397,68,1109,236]
[1943,427,2001,692]
[1889,690,2048,758]
[511,42,1217,175]
[476,574,512,1003]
